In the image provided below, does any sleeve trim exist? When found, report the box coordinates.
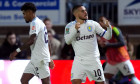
[101,30,106,37]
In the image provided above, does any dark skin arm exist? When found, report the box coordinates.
[48,42,55,69]
[20,34,37,51]
[9,34,55,69]
[100,28,125,48]
[105,29,125,48]
[9,34,37,61]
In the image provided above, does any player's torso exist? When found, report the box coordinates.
[30,17,50,61]
[106,28,130,65]
[72,20,100,60]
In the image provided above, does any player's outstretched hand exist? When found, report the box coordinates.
[49,59,55,69]
[75,22,80,30]
[9,51,18,61]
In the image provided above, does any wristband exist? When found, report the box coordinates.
[16,48,21,53]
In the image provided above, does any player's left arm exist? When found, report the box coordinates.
[9,34,37,61]
[48,42,55,69]
[105,28,125,48]
[49,59,55,69]
[102,20,112,40]
[95,20,112,40]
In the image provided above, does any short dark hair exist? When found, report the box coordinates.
[21,2,37,13]
[43,17,51,23]
[6,32,16,38]
[72,5,83,13]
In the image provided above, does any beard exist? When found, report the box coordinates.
[25,20,29,23]
[80,18,87,20]
[79,16,88,20]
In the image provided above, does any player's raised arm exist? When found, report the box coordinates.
[96,17,112,40]
[102,20,112,40]
[105,27,125,48]
[65,5,83,45]
[64,22,79,45]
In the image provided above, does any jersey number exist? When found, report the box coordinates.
[94,69,102,77]
[44,32,48,43]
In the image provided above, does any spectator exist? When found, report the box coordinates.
[48,30,61,60]
[0,32,26,59]
[43,17,59,40]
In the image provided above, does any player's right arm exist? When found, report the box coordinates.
[64,22,80,45]
[9,34,37,61]
[9,22,39,61]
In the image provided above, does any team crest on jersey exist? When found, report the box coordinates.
[32,26,36,30]
[65,28,69,34]
[87,26,92,32]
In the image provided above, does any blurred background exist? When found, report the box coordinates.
[0,0,140,84]
[0,0,140,60]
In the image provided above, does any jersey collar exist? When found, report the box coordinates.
[32,17,37,21]
[74,20,87,23]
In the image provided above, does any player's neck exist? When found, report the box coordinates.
[76,18,85,24]
[31,14,36,21]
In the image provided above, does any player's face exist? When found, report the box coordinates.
[77,6,88,20]
[99,17,107,29]
[22,10,31,23]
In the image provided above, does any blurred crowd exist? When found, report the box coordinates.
[0,0,140,60]
[0,17,75,60]
[0,16,140,60]
[0,1,139,84]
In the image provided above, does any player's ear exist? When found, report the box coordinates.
[73,9,78,17]
[74,12,78,17]
[73,11,76,17]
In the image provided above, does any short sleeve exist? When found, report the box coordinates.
[64,22,77,45]
[29,22,40,35]
[95,22,106,37]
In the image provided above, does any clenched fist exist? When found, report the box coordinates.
[104,20,110,27]
[75,22,80,30]
[49,59,55,69]
[9,51,18,61]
